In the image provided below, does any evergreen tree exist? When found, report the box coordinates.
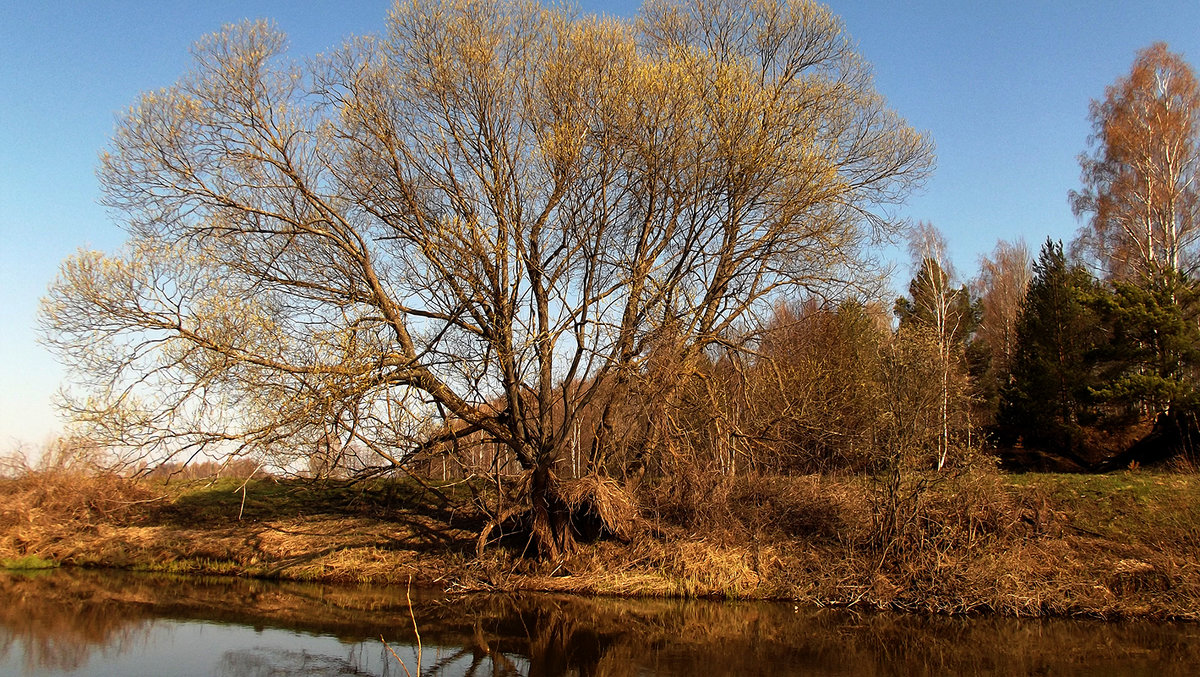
[998,240,1101,457]
[1089,271,1200,422]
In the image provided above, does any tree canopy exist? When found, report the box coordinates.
[1072,42,1200,280]
[40,0,932,557]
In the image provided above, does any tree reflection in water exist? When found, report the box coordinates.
[1,569,1199,676]
[0,570,159,674]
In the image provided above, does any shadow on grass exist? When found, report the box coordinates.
[148,477,486,559]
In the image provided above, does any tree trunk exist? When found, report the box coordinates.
[527,464,576,560]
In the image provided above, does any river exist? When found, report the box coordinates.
[0,568,1197,676]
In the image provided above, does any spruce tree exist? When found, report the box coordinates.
[1089,271,1200,427]
[997,240,1100,458]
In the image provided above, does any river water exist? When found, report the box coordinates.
[1,568,1197,676]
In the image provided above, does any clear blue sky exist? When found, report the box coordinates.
[4,0,1200,449]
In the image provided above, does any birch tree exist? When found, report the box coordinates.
[1072,43,1200,280]
[40,0,932,557]
[971,238,1032,423]
[894,224,976,469]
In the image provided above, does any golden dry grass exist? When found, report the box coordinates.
[0,471,158,562]
[559,473,639,540]
[1,467,1198,619]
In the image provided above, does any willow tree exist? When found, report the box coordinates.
[40,0,932,557]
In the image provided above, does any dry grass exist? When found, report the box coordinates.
[0,470,159,563]
[559,474,638,540]
[605,464,1200,618]
[1,462,1198,619]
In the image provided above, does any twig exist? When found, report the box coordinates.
[232,466,261,522]
[379,576,423,676]
[407,574,423,674]
[380,636,412,677]
[1065,522,1107,539]
[94,494,168,506]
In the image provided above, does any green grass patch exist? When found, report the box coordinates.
[1006,471,1200,547]
[1,555,58,570]
[134,557,246,576]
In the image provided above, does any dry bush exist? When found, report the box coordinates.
[639,464,722,529]
[0,441,158,559]
[911,463,1024,551]
[869,460,1025,578]
[746,301,891,474]
[559,474,639,541]
[679,301,892,475]
[640,468,859,545]
[722,474,860,542]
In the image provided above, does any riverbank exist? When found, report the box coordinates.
[1,468,1198,620]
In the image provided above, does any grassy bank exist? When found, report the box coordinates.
[1,467,1197,620]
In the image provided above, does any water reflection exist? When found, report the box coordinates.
[0,568,1197,676]
[217,646,378,677]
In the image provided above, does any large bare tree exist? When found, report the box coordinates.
[41,0,932,557]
